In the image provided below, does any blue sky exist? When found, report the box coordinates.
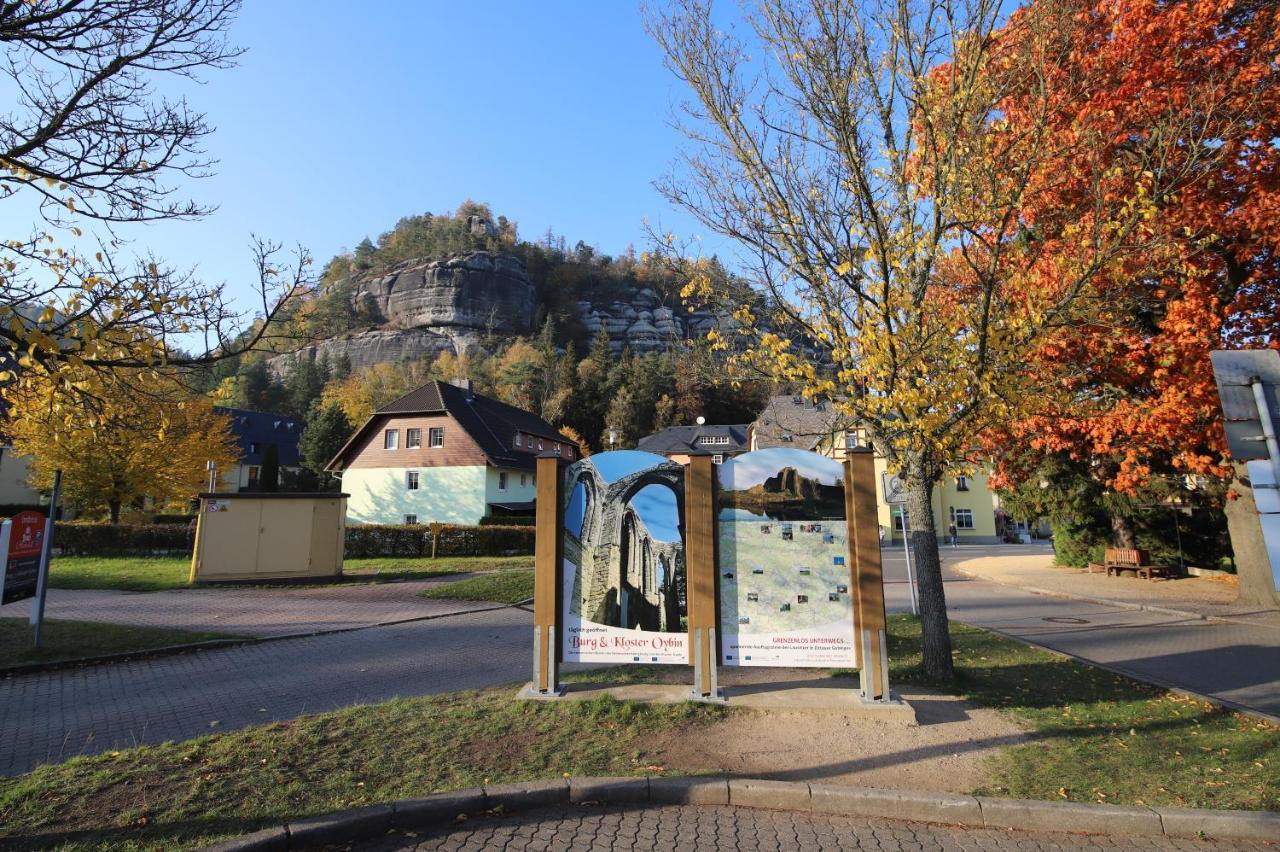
[1,1,721,317]
[566,451,681,542]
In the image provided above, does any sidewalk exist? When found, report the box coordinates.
[950,554,1280,631]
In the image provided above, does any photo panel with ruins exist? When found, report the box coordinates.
[717,448,856,667]
[561,450,687,664]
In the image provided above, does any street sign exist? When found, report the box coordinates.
[881,472,906,504]
[0,511,47,605]
[1210,350,1280,462]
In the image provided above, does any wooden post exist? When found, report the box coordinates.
[531,453,565,696]
[847,450,891,701]
[685,454,720,699]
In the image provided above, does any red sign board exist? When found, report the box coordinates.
[1,511,46,604]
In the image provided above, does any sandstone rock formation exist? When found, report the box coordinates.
[269,252,537,376]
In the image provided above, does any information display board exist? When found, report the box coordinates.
[560,450,688,664]
[717,449,856,667]
[0,511,47,605]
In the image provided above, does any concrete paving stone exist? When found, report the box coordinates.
[483,779,569,812]
[977,797,1163,836]
[648,775,730,805]
[728,778,813,811]
[199,825,289,852]
[810,783,983,826]
[1154,805,1280,842]
[286,804,393,846]
[568,776,649,804]
[392,790,486,830]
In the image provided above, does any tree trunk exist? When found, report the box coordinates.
[109,500,121,525]
[1110,512,1137,549]
[904,460,954,680]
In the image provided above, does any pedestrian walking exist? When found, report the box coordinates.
[948,521,958,548]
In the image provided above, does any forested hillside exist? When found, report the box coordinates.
[192,201,781,488]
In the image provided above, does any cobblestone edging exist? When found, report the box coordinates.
[200,776,1280,851]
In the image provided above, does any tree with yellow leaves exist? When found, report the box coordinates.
[8,372,240,523]
[1,1,310,416]
[648,0,1225,676]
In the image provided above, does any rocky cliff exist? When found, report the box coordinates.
[269,251,538,375]
[269,250,734,376]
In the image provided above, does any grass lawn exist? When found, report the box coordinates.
[884,616,1278,813]
[0,618,233,668]
[0,691,722,851]
[48,555,533,592]
[0,615,1274,850]
[417,569,534,604]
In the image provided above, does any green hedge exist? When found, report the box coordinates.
[479,515,535,527]
[54,522,194,556]
[51,521,536,558]
[343,523,534,558]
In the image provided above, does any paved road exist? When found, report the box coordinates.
[2,542,1277,777]
[0,578,494,638]
[354,803,1270,851]
[0,607,535,776]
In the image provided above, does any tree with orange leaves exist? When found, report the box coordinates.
[982,0,1280,548]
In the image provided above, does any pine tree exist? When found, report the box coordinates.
[299,404,354,489]
[260,443,280,492]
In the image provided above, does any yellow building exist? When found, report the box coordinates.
[749,395,1008,544]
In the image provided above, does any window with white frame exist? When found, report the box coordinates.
[712,454,724,465]
[404,514,418,525]
[554,443,561,456]
[405,470,419,491]
[956,474,970,492]
[954,508,974,529]
[537,438,544,450]
[428,427,444,448]
[406,428,422,449]
[384,429,399,450]
[514,433,522,448]
[699,435,730,445]
[498,472,508,491]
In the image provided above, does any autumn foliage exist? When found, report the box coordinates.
[982,0,1280,495]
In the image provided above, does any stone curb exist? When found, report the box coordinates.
[197,777,1280,850]
[0,601,515,679]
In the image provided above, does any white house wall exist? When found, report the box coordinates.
[343,465,489,525]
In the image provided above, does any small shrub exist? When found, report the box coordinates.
[53,523,194,556]
[343,524,534,558]
[479,515,534,527]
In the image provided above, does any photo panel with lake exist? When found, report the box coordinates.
[561,450,687,664]
[717,448,856,667]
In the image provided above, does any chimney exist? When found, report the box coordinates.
[451,377,474,400]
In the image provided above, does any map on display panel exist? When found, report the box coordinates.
[717,448,856,667]
[560,450,688,665]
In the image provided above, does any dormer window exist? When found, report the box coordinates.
[699,435,730,445]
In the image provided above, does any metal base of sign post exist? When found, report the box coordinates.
[525,625,563,699]
[689,626,726,703]
[858,628,892,702]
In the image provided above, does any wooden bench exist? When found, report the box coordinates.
[1089,547,1174,580]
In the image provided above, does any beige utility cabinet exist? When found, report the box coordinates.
[190,493,348,582]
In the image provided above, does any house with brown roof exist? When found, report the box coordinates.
[326,379,576,526]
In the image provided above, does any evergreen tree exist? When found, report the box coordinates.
[260,443,280,492]
[299,404,354,489]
